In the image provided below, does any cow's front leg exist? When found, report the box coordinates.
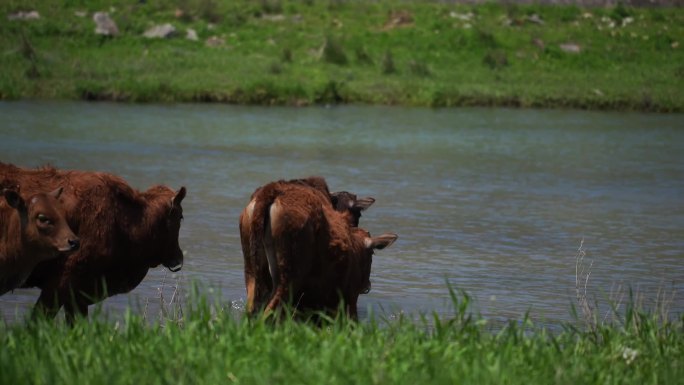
[31,286,63,321]
[64,293,88,325]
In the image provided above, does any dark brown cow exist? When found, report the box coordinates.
[0,162,186,322]
[239,177,375,315]
[1,187,79,296]
[242,180,397,319]
[330,191,375,227]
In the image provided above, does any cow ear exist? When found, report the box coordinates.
[365,233,398,250]
[49,186,64,199]
[353,196,375,211]
[3,189,23,209]
[172,187,187,207]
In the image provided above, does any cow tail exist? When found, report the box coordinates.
[248,185,278,277]
[249,185,279,290]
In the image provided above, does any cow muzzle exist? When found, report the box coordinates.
[58,237,80,253]
[362,281,371,295]
[164,250,185,272]
[168,263,182,272]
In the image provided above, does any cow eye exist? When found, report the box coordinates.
[37,214,51,225]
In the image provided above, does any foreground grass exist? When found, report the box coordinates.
[1,292,682,385]
[0,0,683,111]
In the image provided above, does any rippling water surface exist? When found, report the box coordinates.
[1,101,682,325]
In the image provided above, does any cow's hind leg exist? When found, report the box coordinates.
[263,205,285,317]
[240,209,258,316]
[264,253,289,318]
[264,236,294,318]
[245,274,256,315]
[254,260,272,312]
[265,237,309,319]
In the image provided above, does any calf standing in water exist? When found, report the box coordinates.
[239,177,376,315]
[0,187,79,295]
[1,162,186,323]
[242,179,397,319]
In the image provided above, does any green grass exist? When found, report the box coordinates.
[1,289,682,385]
[0,0,683,111]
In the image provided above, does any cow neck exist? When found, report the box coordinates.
[132,188,174,246]
[128,204,164,244]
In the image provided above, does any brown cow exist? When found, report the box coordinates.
[239,177,375,315]
[1,187,79,296]
[250,177,375,227]
[242,180,397,319]
[0,162,186,322]
[330,190,375,227]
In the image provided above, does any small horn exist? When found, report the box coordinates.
[49,186,64,199]
[172,186,187,207]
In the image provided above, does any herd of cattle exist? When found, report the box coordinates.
[0,162,397,322]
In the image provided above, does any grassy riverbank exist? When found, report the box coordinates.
[1,291,682,385]
[1,1,683,111]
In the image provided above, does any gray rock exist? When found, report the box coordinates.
[560,43,581,54]
[8,11,40,21]
[144,23,177,39]
[205,36,225,47]
[450,11,474,21]
[527,14,545,25]
[186,28,198,41]
[262,14,285,22]
[93,12,119,36]
[532,38,545,50]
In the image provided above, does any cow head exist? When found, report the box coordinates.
[3,187,80,258]
[331,191,375,227]
[355,229,397,295]
[157,186,186,272]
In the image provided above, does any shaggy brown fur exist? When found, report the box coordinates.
[0,162,186,322]
[1,187,78,295]
[239,177,375,315]
[330,191,375,227]
[240,178,396,319]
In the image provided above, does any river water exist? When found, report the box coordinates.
[1,101,682,326]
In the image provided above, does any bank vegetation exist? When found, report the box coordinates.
[1,1,683,111]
